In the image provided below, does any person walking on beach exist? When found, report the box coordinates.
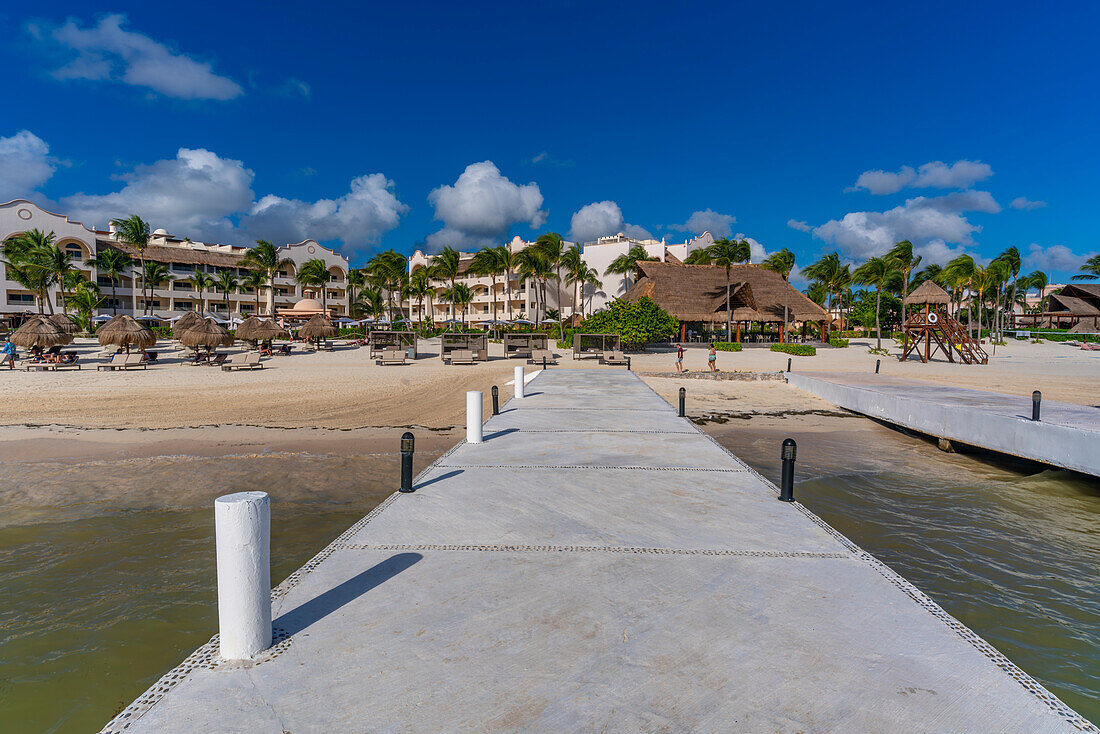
[1,340,15,369]
[676,342,685,373]
[708,343,718,372]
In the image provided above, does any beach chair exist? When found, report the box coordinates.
[120,353,148,370]
[97,353,129,371]
[376,348,407,366]
[276,344,293,356]
[222,352,263,371]
[53,353,81,370]
[444,349,476,365]
[599,350,629,366]
[205,353,230,367]
[527,349,558,366]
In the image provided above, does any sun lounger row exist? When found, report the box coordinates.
[444,349,476,365]
[376,346,407,365]
[97,353,147,371]
[599,350,630,366]
[221,352,263,370]
[527,349,558,366]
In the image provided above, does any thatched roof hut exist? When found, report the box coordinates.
[48,313,81,334]
[97,314,156,352]
[904,280,951,306]
[622,261,828,323]
[250,319,290,341]
[234,315,264,340]
[180,318,235,349]
[172,311,205,338]
[299,314,337,340]
[10,316,70,350]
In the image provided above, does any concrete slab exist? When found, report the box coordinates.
[788,372,1100,477]
[488,407,692,433]
[102,369,1092,733]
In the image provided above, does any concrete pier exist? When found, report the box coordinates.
[102,370,1092,732]
[787,372,1100,477]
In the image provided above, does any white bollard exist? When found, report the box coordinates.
[466,390,483,443]
[215,491,272,660]
[514,366,525,399]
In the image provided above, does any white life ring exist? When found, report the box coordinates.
[928,312,939,324]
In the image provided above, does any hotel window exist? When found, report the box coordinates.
[173,282,190,290]
[64,243,85,258]
[140,300,161,309]
[7,293,35,305]
[241,304,254,312]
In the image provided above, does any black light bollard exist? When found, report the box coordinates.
[626,356,632,371]
[399,431,415,492]
[778,438,796,502]
[787,357,792,372]
[1032,390,1041,422]
[875,359,881,374]
[491,385,499,415]
[678,387,686,417]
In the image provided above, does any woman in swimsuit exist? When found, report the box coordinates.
[708,343,717,372]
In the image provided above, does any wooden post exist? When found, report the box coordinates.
[735,322,741,343]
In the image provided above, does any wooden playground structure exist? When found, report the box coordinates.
[900,281,988,365]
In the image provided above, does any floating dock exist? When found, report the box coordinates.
[787,372,1100,477]
[103,369,1092,732]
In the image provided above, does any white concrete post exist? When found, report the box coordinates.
[215,491,272,660]
[466,390,483,443]
[514,366,525,399]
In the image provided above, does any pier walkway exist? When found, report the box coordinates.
[104,370,1091,732]
[787,372,1100,477]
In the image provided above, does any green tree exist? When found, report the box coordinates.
[1026,270,1049,314]
[354,285,385,320]
[850,290,902,334]
[852,256,901,349]
[515,246,554,323]
[347,268,365,310]
[86,247,134,315]
[579,296,678,350]
[803,252,845,339]
[945,255,978,336]
[295,258,331,312]
[2,229,70,314]
[366,250,408,322]
[68,281,105,332]
[188,271,215,315]
[110,215,152,313]
[703,238,751,341]
[241,240,294,315]
[446,282,474,327]
[432,246,461,322]
[535,233,567,339]
[604,244,658,294]
[242,269,268,314]
[405,267,434,326]
[1073,254,1100,281]
[140,261,174,314]
[761,248,796,342]
[470,246,509,323]
[886,240,920,328]
[215,270,241,314]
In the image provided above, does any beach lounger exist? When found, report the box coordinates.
[205,354,230,367]
[527,349,558,366]
[599,350,629,366]
[222,352,263,371]
[376,348,407,366]
[97,353,129,371]
[120,353,148,370]
[444,348,476,365]
[276,344,293,356]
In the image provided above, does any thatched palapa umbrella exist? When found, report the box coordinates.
[97,314,157,353]
[49,313,81,334]
[299,314,337,343]
[250,318,290,341]
[234,315,263,341]
[180,318,235,351]
[10,316,70,352]
[172,311,204,338]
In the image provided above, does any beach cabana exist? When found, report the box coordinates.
[299,314,337,346]
[234,316,264,341]
[180,318,235,351]
[369,331,417,359]
[503,333,548,358]
[171,311,204,338]
[574,333,620,359]
[97,314,157,354]
[440,333,489,361]
[10,316,70,354]
[249,319,290,342]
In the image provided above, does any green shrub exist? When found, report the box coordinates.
[771,343,817,356]
[828,338,849,348]
[578,297,678,350]
[713,342,743,352]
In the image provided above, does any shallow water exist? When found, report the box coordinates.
[1,424,1099,731]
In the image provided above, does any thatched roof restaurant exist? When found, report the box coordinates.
[621,261,828,341]
[1015,283,1100,329]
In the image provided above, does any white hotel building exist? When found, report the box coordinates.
[407,231,715,323]
[1,200,351,319]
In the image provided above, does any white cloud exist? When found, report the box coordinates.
[0,130,57,201]
[568,200,652,243]
[849,159,993,194]
[245,173,407,250]
[668,209,736,238]
[787,219,812,233]
[1023,243,1092,273]
[425,161,546,250]
[44,14,243,100]
[55,146,405,250]
[1011,197,1047,211]
[812,191,999,263]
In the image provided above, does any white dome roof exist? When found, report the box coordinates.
[291,298,324,312]
[152,228,169,235]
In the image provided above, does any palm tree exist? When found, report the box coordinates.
[1027,270,1050,316]
[242,269,267,315]
[684,248,713,265]
[140,261,174,315]
[561,243,586,320]
[886,240,921,328]
[604,244,658,295]
[803,252,844,339]
[68,281,105,332]
[447,283,474,327]
[945,255,978,337]
[986,259,1010,348]
[913,263,945,288]
[580,266,602,316]
[704,238,752,341]
[366,250,408,322]
[406,267,434,326]
[761,248,796,342]
[432,246,461,322]
[86,247,134,315]
[1073,254,1100,281]
[110,215,152,313]
[993,247,1021,333]
[295,258,331,312]
[515,247,554,322]
[215,270,241,315]
[354,285,385,321]
[852,256,901,350]
[535,233,567,339]
[347,268,365,311]
[188,271,215,315]
[470,245,511,324]
[241,240,294,316]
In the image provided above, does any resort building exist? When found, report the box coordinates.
[1,200,351,320]
[406,231,714,324]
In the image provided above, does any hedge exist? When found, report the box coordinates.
[828,338,849,348]
[713,342,743,352]
[771,343,817,356]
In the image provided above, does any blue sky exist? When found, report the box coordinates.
[1,1,1096,281]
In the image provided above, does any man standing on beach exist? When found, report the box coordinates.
[676,342,685,373]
